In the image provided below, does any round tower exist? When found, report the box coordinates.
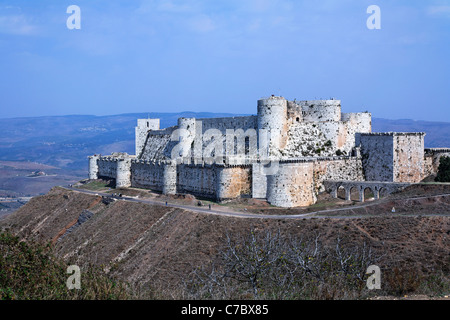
[116,158,132,188]
[175,117,197,161]
[162,162,177,195]
[257,96,288,157]
[88,155,100,180]
[266,162,316,207]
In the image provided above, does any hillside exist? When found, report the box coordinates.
[1,186,448,299]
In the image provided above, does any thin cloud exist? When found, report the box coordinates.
[0,14,39,35]
[188,14,216,33]
[427,5,450,17]
[157,1,195,13]
[137,0,197,14]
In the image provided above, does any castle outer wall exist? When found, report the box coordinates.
[90,154,365,207]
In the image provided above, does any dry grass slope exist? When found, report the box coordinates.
[0,186,449,299]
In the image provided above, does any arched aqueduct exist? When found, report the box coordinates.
[324,180,411,202]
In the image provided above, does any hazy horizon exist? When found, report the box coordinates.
[0,111,450,125]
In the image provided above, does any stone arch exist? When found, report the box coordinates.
[337,185,346,199]
[363,186,375,202]
[348,186,359,201]
[379,186,388,198]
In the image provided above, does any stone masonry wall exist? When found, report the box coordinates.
[313,157,364,193]
[358,133,426,183]
[97,159,117,179]
[197,116,258,161]
[216,166,252,201]
[177,164,217,198]
[298,100,341,122]
[358,133,394,181]
[251,162,269,198]
[265,157,364,207]
[267,162,316,207]
[339,112,372,153]
[393,133,425,183]
[131,161,165,191]
[282,121,340,157]
[280,103,371,158]
[199,116,257,133]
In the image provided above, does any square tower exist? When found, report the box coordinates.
[357,132,425,183]
[135,119,160,157]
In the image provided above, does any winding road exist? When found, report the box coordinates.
[62,186,450,220]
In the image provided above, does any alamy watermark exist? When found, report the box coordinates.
[66,265,81,290]
[168,121,280,175]
[366,265,381,290]
[367,5,381,30]
[66,5,81,30]
[64,5,381,32]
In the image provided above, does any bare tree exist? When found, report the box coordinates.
[184,229,382,300]
[222,229,284,298]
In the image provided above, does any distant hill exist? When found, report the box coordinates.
[0,113,449,172]
[0,112,245,171]
[372,118,450,148]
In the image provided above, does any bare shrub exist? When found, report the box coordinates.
[184,229,382,300]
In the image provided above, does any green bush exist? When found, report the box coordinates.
[0,231,131,300]
[435,156,450,182]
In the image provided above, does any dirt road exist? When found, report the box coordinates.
[63,186,450,220]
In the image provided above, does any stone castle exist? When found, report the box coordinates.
[88,96,450,207]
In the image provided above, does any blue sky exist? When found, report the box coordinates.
[0,0,449,121]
